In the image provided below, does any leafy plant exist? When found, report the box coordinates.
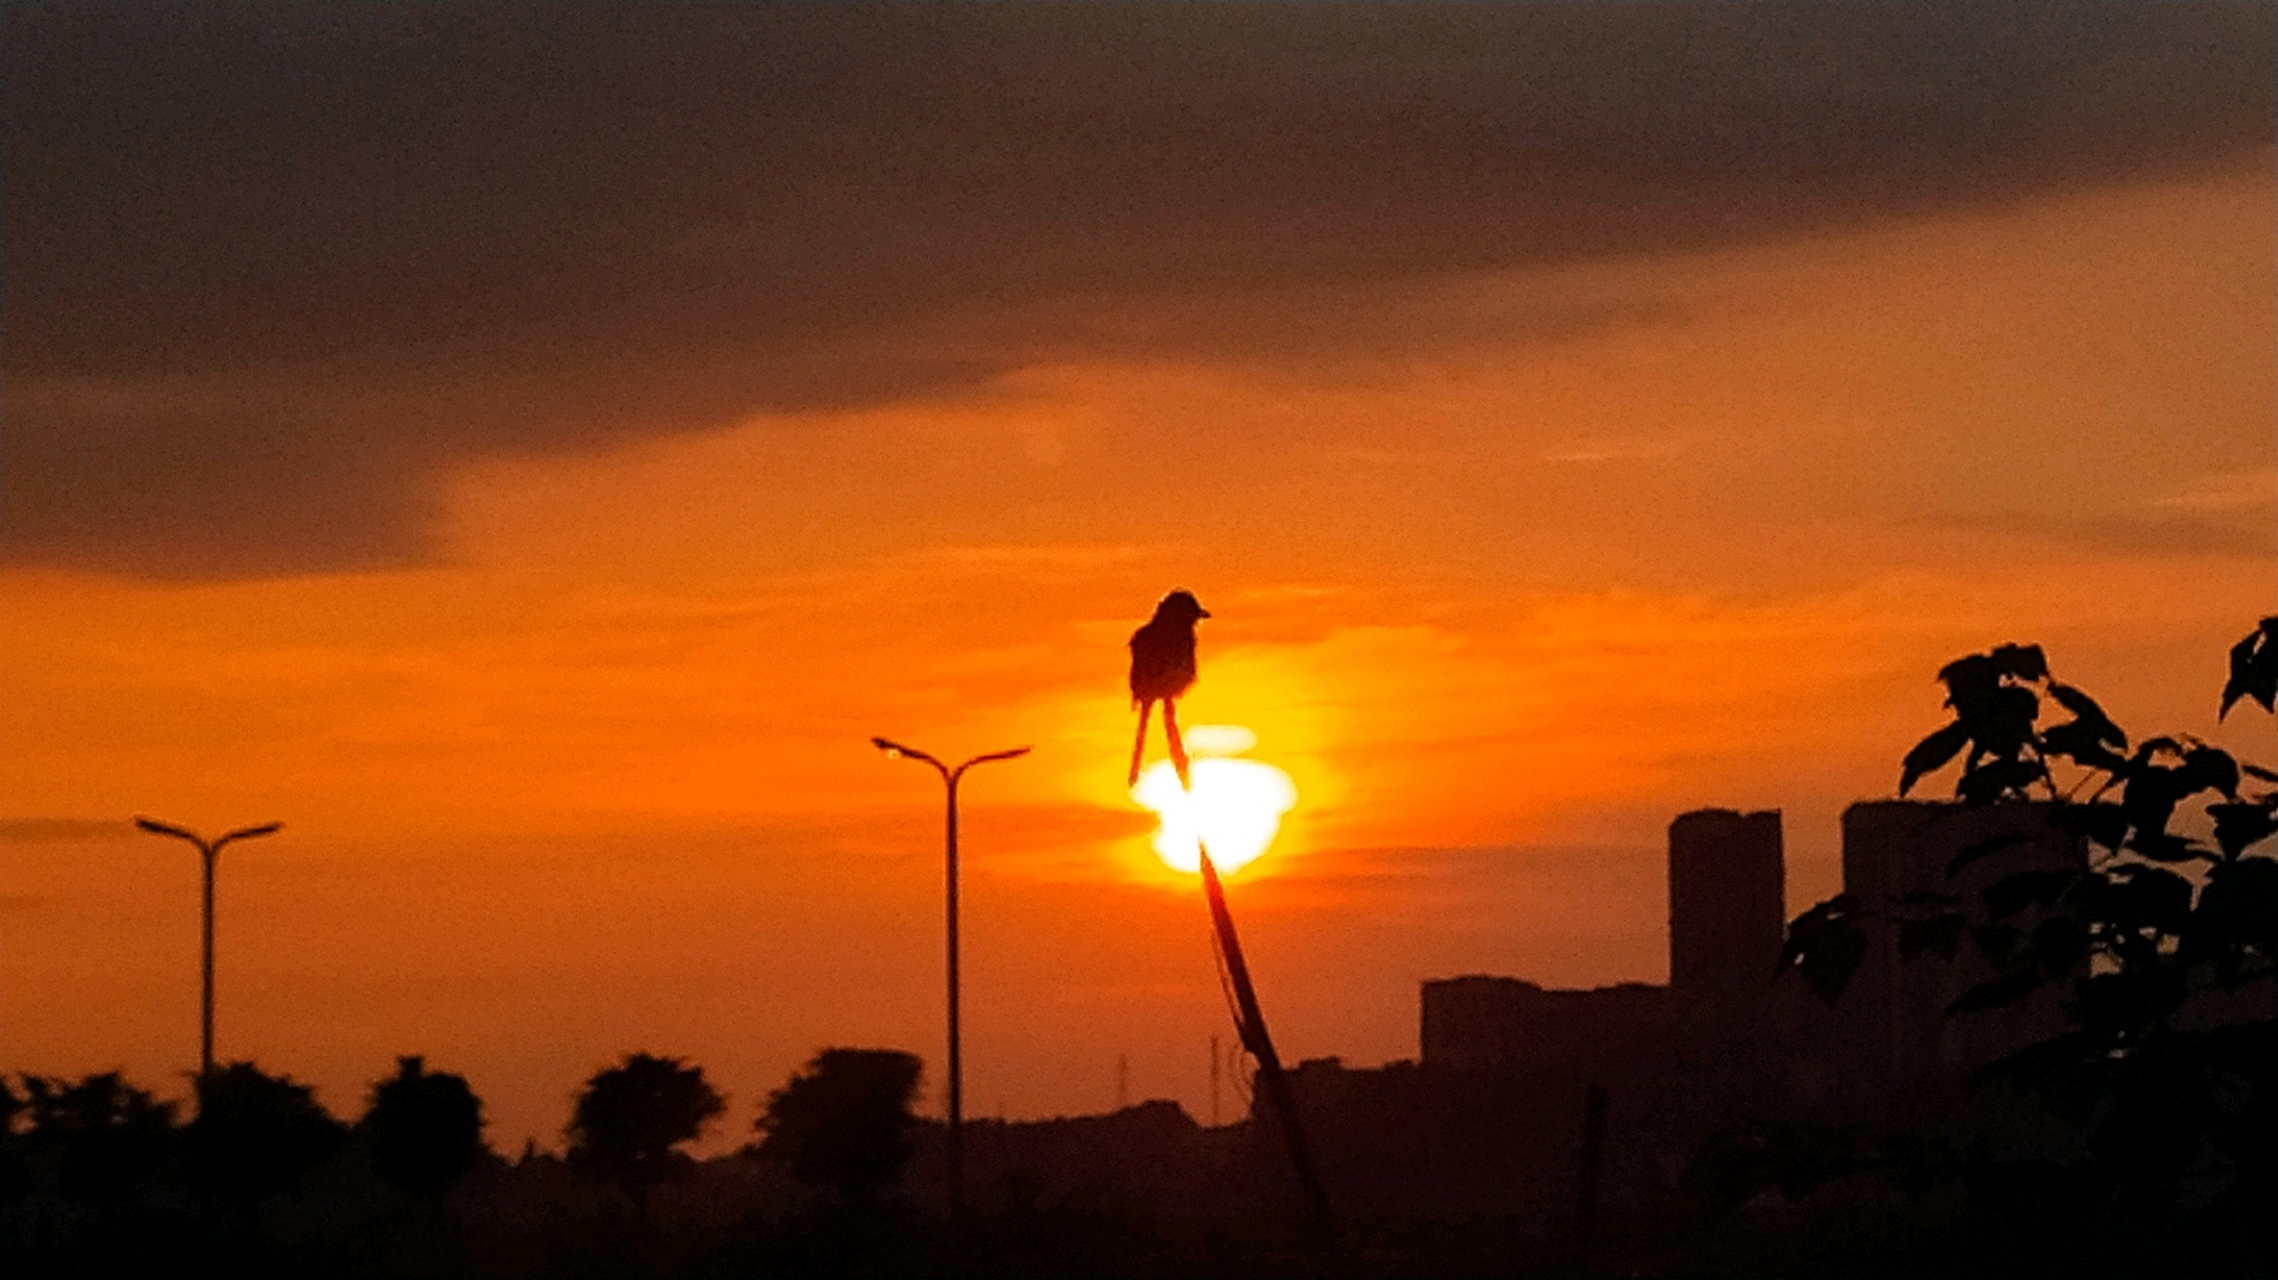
[1776,619,2278,1201]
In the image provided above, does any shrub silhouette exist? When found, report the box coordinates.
[188,1062,346,1207]
[360,1055,486,1199]
[1778,620,2278,1205]
[566,1052,723,1219]
[0,1078,25,1204]
[755,1047,922,1204]
[18,1072,176,1204]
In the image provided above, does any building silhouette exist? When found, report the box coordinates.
[1417,803,2098,1115]
[1276,798,2276,1222]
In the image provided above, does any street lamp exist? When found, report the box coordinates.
[870,736,1029,1221]
[133,816,282,1076]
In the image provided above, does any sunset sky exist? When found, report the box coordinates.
[5,4,2273,1155]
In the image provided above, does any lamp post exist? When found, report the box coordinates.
[132,816,283,1076]
[870,737,1029,1221]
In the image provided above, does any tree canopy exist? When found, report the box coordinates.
[16,1073,175,1204]
[754,1047,923,1204]
[360,1055,487,1199]
[566,1053,723,1216]
[189,1061,347,1207]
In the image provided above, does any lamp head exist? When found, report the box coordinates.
[871,736,944,769]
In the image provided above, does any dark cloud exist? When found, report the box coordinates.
[5,2,2270,576]
[2066,514,2277,560]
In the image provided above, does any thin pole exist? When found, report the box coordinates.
[1199,848,1334,1238]
[201,844,217,1076]
[868,740,1025,1226]
[944,768,963,1223]
[133,818,279,1080]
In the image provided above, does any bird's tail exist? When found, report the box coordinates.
[1163,698,1190,790]
[1129,699,1153,787]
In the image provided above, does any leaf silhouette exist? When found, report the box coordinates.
[1947,966,2044,1016]
[2054,801,2129,853]
[1899,913,1966,962]
[2208,800,2278,860]
[1936,653,2001,712]
[2219,616,2278,720]
[2047,683,2126,748]
[2042,720,2128,773]
[2075,968,2188,1031]
[1778,895,1869,1005]
[1958,758,2042,804]
[1979,685,2041,753]
[2127,831,2202,863]
[2196,858,2278,953]
[2120,763,2185,843]
[2083,866,2194,936]
[1989,643,2049,682]
[2179,746,2240,800]
[1946,830,2032,878]
[1982,868,2073,920]
[1900,721,1971,796]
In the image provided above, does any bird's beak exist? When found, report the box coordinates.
[1197,608,1211,619]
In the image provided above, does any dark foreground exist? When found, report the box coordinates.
[7,1105,2271,1279]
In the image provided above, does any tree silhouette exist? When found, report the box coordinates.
[566,1053,723,1220]
[0,1078,26,1205]
[360,1055,487,1199]
[18,1073,176,1205]
[188,1061,346,1208]
[754,1047,922,1205]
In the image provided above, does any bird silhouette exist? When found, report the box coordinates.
[1128,590,1210,787]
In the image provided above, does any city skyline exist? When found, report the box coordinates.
[5,4,2271,1156]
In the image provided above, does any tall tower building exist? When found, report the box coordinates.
[1667,808,1786,1038]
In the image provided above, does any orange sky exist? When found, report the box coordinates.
[4,7,2273,1155]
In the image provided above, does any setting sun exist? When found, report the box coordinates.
[1131,726,1299,876]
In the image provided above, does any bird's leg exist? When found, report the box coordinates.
[1163,698,1190,790]
[1129,699,1155,787]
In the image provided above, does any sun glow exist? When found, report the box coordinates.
[1131,725,1298,875]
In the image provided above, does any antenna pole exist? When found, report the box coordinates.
[1199,846,1334,1237]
